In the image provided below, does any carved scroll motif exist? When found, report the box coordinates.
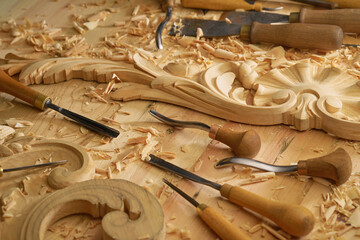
[3,55,359,140]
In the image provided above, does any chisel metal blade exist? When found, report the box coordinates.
[169,18,242,37]
[148,154,221,190]
[221,11,289,25]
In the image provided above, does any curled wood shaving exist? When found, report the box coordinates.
[5,118,33,128]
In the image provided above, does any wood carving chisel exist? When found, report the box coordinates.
[169,19,343,51]
[222,9,360,33]
[0,160,67,177]
[148,154,315,237]
[149,109,261,158]
[181,0,283,11]
[163,178,252,240]
[290,0,338,8]
[155,0,281,50]
[215,148,352,185]
[0,70,119,138]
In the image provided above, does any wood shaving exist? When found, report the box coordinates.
[141,140,158,160]
[87,11,109,22]
[155,151,175,160]
[0,125,15,144]
[83,20,99,30]
[192,158,203,172]
[127,132,152,145]
[5,118,33,128]
[261,223,287,240]
[134,126,161,136]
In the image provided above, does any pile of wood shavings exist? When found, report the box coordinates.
[310,173,360,239]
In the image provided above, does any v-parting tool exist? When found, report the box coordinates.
[0,160,67,177]
[0,70,119,138]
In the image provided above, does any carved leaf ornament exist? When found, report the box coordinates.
[2,54,360,140]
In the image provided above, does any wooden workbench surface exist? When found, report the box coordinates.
[0,0,360,239]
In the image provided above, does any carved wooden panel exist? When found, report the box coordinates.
[2,54,359,140]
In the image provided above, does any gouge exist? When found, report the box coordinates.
[216,148,352,185]
[149,109,261,158]
[0,70,119,138]
[0,160,67,177]
[169,19,344,51]
[148,155,315,237]
[222,9,360,33]
[181,0,283,11]
[290,0,338,8]
[163,179,252,240]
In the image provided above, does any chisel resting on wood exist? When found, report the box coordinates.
[0,70,119,138]
[222,8,360,34]
[170,19,344,51]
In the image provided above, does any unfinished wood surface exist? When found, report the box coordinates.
[0,0,360,239]
[0,138,94,189]
[2,179,164,240]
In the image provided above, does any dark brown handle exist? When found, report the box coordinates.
[0,69,49,110]
[291,8,360,34]
[181,0,262,11]
[297,148,352,185]
[209,125,261,158]
[197,204,252,240]
[249,22,343,51]
[220,184,315,237]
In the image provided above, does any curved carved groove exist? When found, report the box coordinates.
[0,139,94,190]
[6,56,360,140]
[2,179,164,240]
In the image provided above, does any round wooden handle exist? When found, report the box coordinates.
[293,8,360,34]
[181,0,262,11]
[209,125,261,158]
[0,69,49,110]
[324,0,360,8]
[297,148,352,185]
[197,204,252,240]
[220,184,315,237]
[249,22,343,51]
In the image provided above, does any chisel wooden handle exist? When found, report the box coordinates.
[197,204,252,240]
[290,9,360,33]
[181,0,262,11]
[209,125,261,158]
[245,22,343,51]
[298,148,352,185]
[220,184,315,237]
[323,0,360,8]
[0,69,49,110]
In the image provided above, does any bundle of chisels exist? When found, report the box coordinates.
[157,0,360,50]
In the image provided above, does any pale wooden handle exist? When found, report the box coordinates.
[181,0,262,11]
[209,125,261,158]
[249,22,343,51]
[197,204,252,240]
[294,8,360,33]
[323,0,360,8]
[0,69,49,110]
[297,148,352,185]
[220,184,315,237]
